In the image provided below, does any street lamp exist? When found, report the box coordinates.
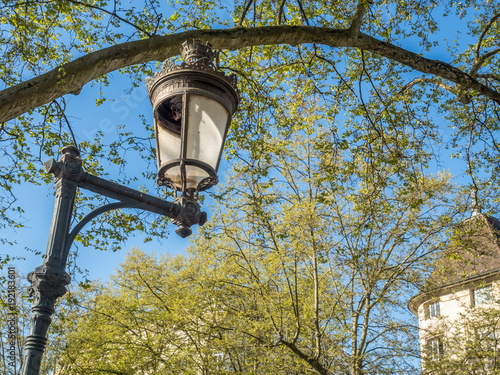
[147,39,238,237]
[21,40,238,375]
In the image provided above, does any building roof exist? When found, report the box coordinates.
[409,213,500,314]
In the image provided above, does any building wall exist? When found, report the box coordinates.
[415,278,500,369]
[417,288,470,341]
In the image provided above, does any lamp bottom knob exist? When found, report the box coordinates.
[175,224,192,238]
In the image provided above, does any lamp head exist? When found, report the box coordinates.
[146,40,238,199]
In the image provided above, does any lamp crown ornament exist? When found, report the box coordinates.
[145,39,237,94]
[181,39,214,66]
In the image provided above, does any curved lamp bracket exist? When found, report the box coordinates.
[64,202,143,262]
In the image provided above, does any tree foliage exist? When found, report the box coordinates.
[187,119,456,374]
[53,250,312,374]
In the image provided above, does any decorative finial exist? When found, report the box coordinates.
[181,39,214,66]
[61,145,80,157]
[145,39,237,95]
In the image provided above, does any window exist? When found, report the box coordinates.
[468,327,498,370]
[473,284,494,306]
[425,300,441,319]
[427,337,444,360]
[475,326,498,355]
[214,352,225,362]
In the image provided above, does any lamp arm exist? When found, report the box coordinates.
[77,171,206,238]
[79,172,180,218]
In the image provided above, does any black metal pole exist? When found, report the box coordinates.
[21,146,81,375]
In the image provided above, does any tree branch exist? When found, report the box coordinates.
[399,77,472,103]
[296,0,310,26]
[280,339,333,375]
[474,11,500,59]
[471,47,500,77]
[52,98,79,148]
[277,0,287,25]
[1,26,500,123]
[398,77,455,94]
[238,0,254,27]
[470,11,500,76]
[349,0,371,34]
[477,73,500,85]
[67,0,152,37]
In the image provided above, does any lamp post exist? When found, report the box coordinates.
[20,40,238,375]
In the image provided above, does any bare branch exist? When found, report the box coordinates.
[280,339,333,375]
[349,0,372,34]
[68,0,152,37]
[477,73,500,85]
[474,11,500,60]
[398,77,456,95]
[481,47,500,61]
[296,0,310,26]
[238,0,254,27]
[0,124,18,142]
[470,47,500,77]
[278,0,287,25]
[52,98,79,148]
[470,11,500,76]
[398,76,473,103]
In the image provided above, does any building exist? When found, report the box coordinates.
[409,213,500,373]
